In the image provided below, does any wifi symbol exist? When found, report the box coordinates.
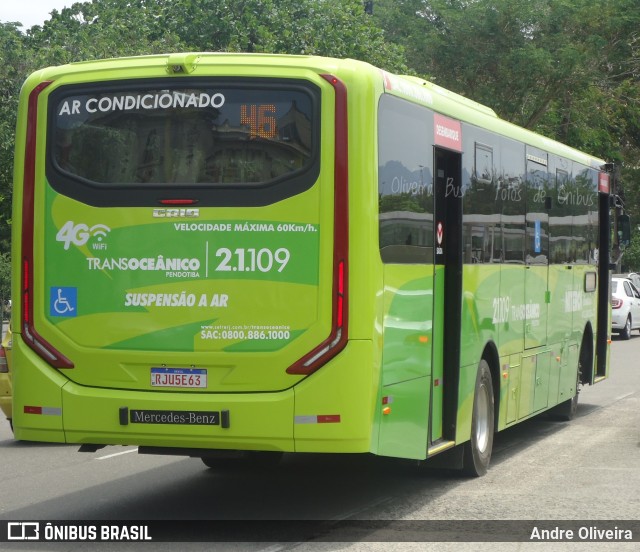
[90,224,111,242]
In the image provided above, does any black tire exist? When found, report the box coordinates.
[551,371,580,421]
[462,359,494,477]
[620,316,632,340]
[202,451,283,470]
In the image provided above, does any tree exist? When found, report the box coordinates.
[0,23,32,253]
[374,0,640,150]
[25,0,184,66]
[621,233,640,273]
[154,0,406,70]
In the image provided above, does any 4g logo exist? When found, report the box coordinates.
[56,221,111,250]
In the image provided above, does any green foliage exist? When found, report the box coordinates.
[26,1,185,65]
[153,0,406,70]
[621,232,640,273]
[375,0,639,142]
[0,22,32,251]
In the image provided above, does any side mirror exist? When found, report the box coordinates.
[618,214,631,247]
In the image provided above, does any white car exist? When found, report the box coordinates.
[611,277,640,339]
[628,272,640,289]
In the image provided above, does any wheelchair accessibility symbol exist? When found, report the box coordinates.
[50,287,78,317]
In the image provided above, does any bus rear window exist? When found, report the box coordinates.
[47,79,319,206]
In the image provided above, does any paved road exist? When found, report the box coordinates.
[0,335,639,551]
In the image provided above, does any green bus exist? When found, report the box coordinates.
[11,53,613,475]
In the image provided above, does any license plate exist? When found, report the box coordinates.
[151,367,207,388]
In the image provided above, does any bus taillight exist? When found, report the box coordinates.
[159,199,198,205]
[287,257,347,375]
[21,81,74,369]
[22,259,31,325]
[337,260,345,327]
[286,75,349,376]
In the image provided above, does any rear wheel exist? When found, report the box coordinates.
[620,316,632,340]
[462,359,494,477]
[551,371,580,421]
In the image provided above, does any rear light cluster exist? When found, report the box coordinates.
[286,74,349,376]
[21,81,74,369]
[611,298,623,309]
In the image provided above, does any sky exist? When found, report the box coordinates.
[1,1,74,29]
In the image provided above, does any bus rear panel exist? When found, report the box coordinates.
[13,54,372,454]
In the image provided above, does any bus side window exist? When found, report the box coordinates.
[377,95,434,265]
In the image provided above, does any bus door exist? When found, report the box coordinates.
[432,145,463,447]
[547,156,575,348]
[524,149,550,349]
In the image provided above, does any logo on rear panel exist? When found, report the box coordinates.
[56,221,111,250]
[50,287,78,317]
[152,208,200,218]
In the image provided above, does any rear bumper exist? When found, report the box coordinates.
[13,337,375,453]
[62,382,296,451]
[611,310,627,330]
